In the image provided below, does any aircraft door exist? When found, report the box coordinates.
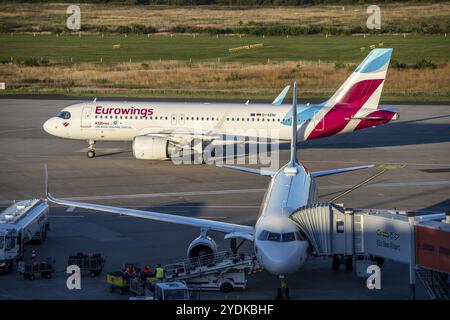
[81,106,92,128]
[171,114,177,126]
[179,114,185,126]
[314,110,325,131]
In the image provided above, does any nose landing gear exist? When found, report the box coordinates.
[87,140,96,158]
[277,275,290,300]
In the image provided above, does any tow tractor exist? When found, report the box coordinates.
[0,200,50,274]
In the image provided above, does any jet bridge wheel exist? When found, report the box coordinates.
[87,150,96,158]
[220,282,234,293]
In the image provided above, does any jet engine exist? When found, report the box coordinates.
[132,136,180,160]
[187,234,218,259]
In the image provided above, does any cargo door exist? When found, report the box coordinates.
[81,106,92,128]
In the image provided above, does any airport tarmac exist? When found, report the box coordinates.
[0,98,449,300]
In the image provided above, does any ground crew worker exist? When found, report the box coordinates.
[155,264,164,280]
[143,266,151,274]
[31,250,38,266]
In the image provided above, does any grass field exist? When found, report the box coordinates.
[1,2,449,33]
[1,34,450,63]
[1,34,449,101]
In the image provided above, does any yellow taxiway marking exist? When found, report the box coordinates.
[328,163,405,202]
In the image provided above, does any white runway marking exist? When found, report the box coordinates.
[50,215,85,218]
[64,189,267,201]
[66,206,75,212]
[319,180,450,190]
[61,181,450,201]
[304,160,450,167]
[2,181,449,205]
[119,215,228,219]
[0,127,38,134]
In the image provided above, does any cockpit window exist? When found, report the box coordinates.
[267,232,281,242]
[258,230,304,242]
[257,230,269,241]
[282,232,296,242]
[57,111,71,119]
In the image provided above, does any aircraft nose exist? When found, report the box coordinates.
[43,118,56,135]
[258,241,308,275]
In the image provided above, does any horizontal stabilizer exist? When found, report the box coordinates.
[217,164,275,177]
[311,165,374,178]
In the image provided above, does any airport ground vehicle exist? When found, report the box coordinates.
[67,252,106,277]
[17,257,55,280]
[0,200,50,274]
[129,281,190,300]
[152,281,190,300]
[107,271,130,295]
[164,251,257,292]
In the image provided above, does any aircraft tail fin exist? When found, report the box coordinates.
[289,81,298,167]
[327,48,393,111]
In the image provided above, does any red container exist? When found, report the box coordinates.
[415,225,450,273]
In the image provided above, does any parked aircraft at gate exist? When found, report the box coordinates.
[43,48,397,159]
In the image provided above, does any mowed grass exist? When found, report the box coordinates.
[2,34,450,64]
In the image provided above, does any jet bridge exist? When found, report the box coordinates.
[289,203,450,299]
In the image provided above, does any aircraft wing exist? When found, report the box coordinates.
[47,193,254,235]
[311,165,374,177]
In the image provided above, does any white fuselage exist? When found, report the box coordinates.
[43,102,295,141]
[253,164,316,275]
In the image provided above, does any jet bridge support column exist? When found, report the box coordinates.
[407,212,416,300]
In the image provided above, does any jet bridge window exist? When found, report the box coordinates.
[57,111,71,119]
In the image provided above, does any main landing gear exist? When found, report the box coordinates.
[87,140,96,158]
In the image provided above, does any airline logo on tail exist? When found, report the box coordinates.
[282,48,395,140]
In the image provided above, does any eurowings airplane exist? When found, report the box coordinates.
[46,81,374,294]
[43,48,397,159]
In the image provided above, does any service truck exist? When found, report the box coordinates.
[0,199,50,273]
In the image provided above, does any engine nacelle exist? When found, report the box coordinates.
[187,235,218,259]
[132,136,177,160]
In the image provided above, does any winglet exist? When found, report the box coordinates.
[272,85,290,106]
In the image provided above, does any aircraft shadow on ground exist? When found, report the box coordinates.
[135,201,257,226]
[95,150,132,158]
[420,198,450,212]
[302,114,450,150]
